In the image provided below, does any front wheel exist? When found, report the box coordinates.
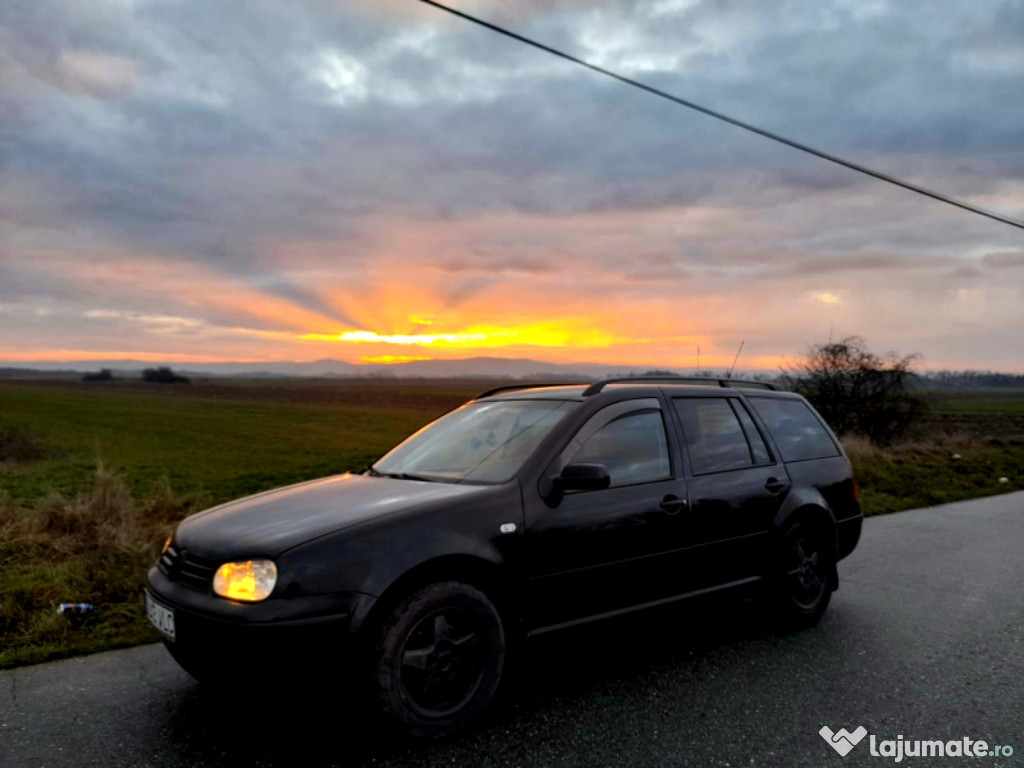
[369,581,506,738]
[768,523,833,628]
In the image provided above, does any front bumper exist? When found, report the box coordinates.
[147,566,373,674]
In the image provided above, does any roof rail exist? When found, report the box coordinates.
[581,376,778,397]
[474,381,589,399]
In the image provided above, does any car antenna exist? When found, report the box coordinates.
[727,341,745,379]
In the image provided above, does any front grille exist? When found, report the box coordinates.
[158,545,217,592]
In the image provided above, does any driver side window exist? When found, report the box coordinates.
[569,410,671,488]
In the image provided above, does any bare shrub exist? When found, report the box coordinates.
[782,336,927,446]
[0,491,17,539]
[142,476,207,529]
[0,425,49,462]
[36,470,139,552]
[32,470,201,556]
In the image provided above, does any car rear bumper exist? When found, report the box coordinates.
[835,514,863,562]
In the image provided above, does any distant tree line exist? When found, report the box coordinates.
[919,370,1024,388]
[82,369,114,382]
[78,366,191,383]
[142,366,190,384]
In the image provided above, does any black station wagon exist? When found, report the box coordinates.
[146,376,862,735]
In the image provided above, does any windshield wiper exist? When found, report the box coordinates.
[368,469,446,483]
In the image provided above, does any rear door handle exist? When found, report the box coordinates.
[765,477,788,493]
[660,495,688,514]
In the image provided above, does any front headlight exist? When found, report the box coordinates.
[212,560,278,602]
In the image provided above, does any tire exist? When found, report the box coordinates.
[767,522,833,628]
[368,581,506,738]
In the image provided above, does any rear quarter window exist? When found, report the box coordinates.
[749,397,840,462]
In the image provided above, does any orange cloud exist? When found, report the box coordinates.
[7,207,799,370]
[26,253,347,334]
[0,349,258,364]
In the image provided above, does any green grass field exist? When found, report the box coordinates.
[1,379,1022,669]
[0,379,477,506]
[925,388,1024,415]
[0,378,480,669]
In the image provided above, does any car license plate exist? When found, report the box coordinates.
[145,592,176,641]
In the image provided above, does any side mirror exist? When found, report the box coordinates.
[553,462,611,493]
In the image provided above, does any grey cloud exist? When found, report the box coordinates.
[3,0,1024,366]
[983,250,1024,268]
[439,253,559,274]
[785,253,951,276]
[8,0,1022,241]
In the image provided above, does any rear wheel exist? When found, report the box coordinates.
[369,581,505,738]
[768,522,832,627]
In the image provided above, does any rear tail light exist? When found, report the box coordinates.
[851,477,860,501]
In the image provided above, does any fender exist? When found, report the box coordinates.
[771,486,836,532]
[350,545,513,636]
[769,486,840,589]
[280,522,514,636]
[358,529,508,598]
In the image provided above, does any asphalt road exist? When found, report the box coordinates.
[2,491,1023,767]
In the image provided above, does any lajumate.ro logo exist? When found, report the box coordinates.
[820,726,1014,761]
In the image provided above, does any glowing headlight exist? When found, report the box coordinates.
[212,560,278,602]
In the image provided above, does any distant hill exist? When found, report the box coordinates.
[0,356,694,380]
[5,359,1022,386]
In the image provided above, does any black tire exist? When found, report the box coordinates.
[768,522,833,628]
[369,581,506,738]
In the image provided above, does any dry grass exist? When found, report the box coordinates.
[841,431,984,463]
[11,468,197,556]
[842,430,1023,516]
[41,471,185,554]
[0,467,207,669]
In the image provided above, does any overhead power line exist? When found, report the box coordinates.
[420,0,1024,233]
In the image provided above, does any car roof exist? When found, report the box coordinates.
[479,384,589,401]
[476,382,802,402]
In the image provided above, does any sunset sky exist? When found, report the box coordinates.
[2,0,1024,371]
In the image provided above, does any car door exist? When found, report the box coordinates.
[523,397,691,630]
[670,395,790,590]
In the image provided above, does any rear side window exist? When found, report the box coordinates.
[571,410,671,487]
[674,398,758,474]
[749,397,839,462]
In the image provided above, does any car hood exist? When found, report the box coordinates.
[174,473,493,560]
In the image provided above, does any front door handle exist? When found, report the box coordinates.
[765,477,788,493]
[660,495,688,515]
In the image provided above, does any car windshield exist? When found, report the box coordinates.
[371,399,578,484]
